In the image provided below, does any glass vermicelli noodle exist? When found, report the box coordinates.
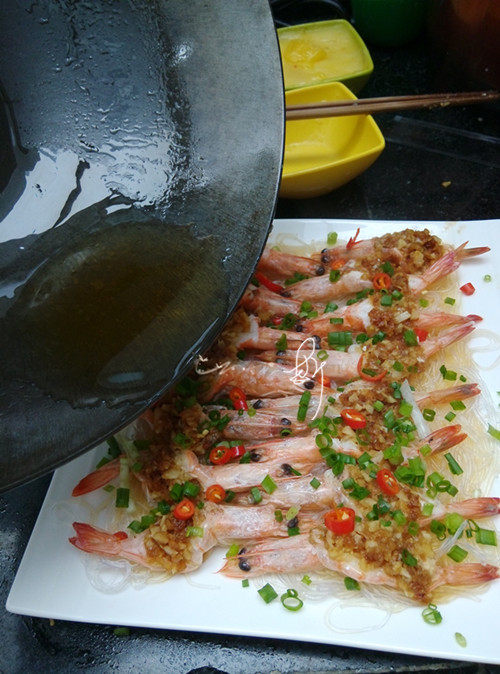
[67,226,499,620]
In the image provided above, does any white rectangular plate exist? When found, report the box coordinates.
[7,219,500,665]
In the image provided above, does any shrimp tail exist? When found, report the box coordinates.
[420,497,500,525]
[71,458,120,497]
[69,522,129,555]
[432,563,499,591]
[422,320,476,358]
[426,424,467,454]
[416,312,481,331]
[457,245,490,260]
[416,383,480,407]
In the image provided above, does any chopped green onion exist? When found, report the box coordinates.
[225,490,236,503]
[447,545,468,562]
[115,487,129,508]
[287,526,301,536]
[475,528,497,546]
[301,574,312,586]
[330,317,344,324]
[356,333,369,344]
[182,481,201,498]
[380,294,393,307]
[392,511,406,527]
[156,500,170,515]
[275,333,287,352]
[444,297,456,305]
[113,627,130,636]
[280,588,303,611]
[483,274,492,282]
[419,298,429,308]
[297,391,312,421]
[131,461,142,473]
[383,409,397,429]
[279,313,298,330]
[445,411,456,422]
[285,271,308,286]
[327,331,353,347]
[422,408,436,422]
[329,269,341,283]
[317,349,329,361]
[274,509,283,523]
[261,474,277,494]
[371,331,386,344]
[404,329,418,346]
[239,451,252,463]
[106,436,121,458]
[455,632,467,648]
[169,483,184,502]
[487,424,500,441]
[185,526,204,538]
[103,484,115,493]
[327,231,338,246]
[408,521,419,536]
[128,520,145,534]
[173,432,191,448]
[258,583,278,604]
[444,452,463,475]
[242,579,249,588]
[250,487,262,504]
[450,400,466,411]
[430,520,446,540]
[420,444,432,457]
[373,400,384,412]
[310,477,321,489]
[399,400,413,417]
[286,506,299,521]
[401,549,418,566]
[444,513,464,535]
[196,501,205,509]
[344,577,360,591]
[324,301,338,313]
[226,543,240,558]
[460,374,467,382]
[422,503,434,517]
[392,361,404,372]
[392,289,403,300]
[381,261,394,276]
[96,456,111,469]
[422,603,442,625]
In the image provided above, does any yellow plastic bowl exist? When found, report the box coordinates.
[278,20,373,94]
[280,81,385,199]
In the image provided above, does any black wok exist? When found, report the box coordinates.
[0,0,284,491]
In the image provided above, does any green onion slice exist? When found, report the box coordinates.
[258,583,278,604]
[280,588,303,611]
[422,603,442,625]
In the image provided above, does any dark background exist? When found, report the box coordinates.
[1,1,499,672]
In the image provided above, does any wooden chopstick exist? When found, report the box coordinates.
[285,90,500,120]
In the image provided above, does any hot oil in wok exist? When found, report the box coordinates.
[4,219,227,407]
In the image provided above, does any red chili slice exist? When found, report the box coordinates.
[205,484,227,503]
[414,328,428,343]
[271,315,283,326]
[114,531,128,541]
[346,228,362,250]
[324,507,355,535]
[357,354,386,382]
[460,282,475,296]
[229,444,246,459]
[376,469,400,496]
[372,272,392,290]
[340,408,367,430]
[173,498,195,520]
[229,386,248,411]
[254,271,284,294]
[209,445,232,465]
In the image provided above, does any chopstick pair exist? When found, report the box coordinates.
[285,90,500,120]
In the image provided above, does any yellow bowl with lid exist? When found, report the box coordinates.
[280,81,385,199]
[278,19,373,94]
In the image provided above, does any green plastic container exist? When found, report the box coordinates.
[352,0,428,47]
